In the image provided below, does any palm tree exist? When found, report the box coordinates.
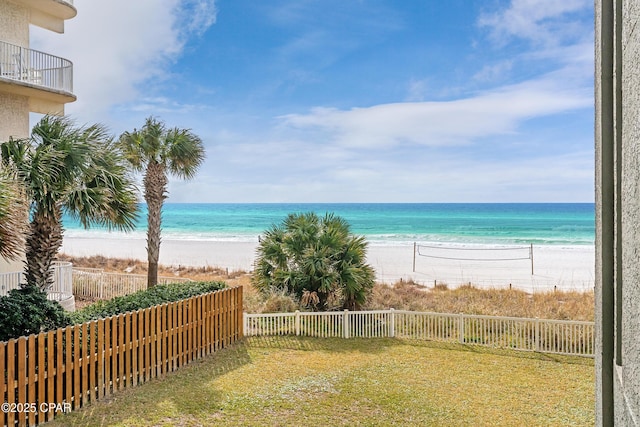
[119,117,205,288]
[253,212,376,310]
[1,115,138,291]
[0,174,28,260]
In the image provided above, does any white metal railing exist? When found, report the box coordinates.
[0,261,73,301]
[72,268,193,300]
[0,40,73,93]
[0,271,23,298]
[48,261,73,301]
[244,310,595,357]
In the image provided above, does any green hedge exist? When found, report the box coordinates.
[70,281,226,324]
[0,286,71,341]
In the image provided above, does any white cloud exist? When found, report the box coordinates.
[473,60,513,82]
[178,0,217,37]
[118,97,210,115]
[405,79,429,102]
[30,0,217,122]
[478,0,591,46]
[279,70,591,149]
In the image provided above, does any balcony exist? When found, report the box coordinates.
[0,261,75,311]
[0,40,75,113]
[17,0,77,33]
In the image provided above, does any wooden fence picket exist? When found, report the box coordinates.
[155,305,162,378]
[45,331,56,420]
[6,340,15,427]
[97,319,104,399]
[0,342,4,416]
[27,336,35,426]
[38,333,47,423]
[214,293,219,350]
[17,338,26,427]
[64,327,71,410]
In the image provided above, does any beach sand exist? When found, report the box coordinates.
[60,236,595,292]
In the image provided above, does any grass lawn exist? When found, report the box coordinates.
[49,337,594,426]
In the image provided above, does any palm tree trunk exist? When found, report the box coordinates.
[25,206,63,291]
[144,161,168,288]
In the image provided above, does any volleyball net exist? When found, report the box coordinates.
[413,243,535,276]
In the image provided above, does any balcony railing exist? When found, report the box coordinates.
[0,261,73,302]
[0,40,73,94]
[72,267,193,300]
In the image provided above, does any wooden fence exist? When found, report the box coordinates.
[244,309,594,357]
[1,286,243,427]
[72,268,193,300]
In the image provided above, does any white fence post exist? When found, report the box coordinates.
[459,313,465,344]
[535,318,540,352]
[295,310,300,336]
[343,310,350,339]
[530,243,534,275]
[389,308,395,338]
[99,270,104,300]
[243,312,248,335]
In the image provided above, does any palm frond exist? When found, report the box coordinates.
[0,176,27,259]
[165,127,205,179]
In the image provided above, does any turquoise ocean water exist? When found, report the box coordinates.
[62,203,595,247]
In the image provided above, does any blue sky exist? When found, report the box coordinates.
[32,0,594,203]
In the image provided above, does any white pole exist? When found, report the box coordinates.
[343,310,350,339]
[389,308,395,338]
[413,242,416,272]
[530,243,534,275]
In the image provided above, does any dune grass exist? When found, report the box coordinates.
[365,280,594,321]
[48,337,594,427]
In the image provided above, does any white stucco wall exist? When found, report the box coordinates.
[0,91,28,274]
[619,0,640,423]
[596,0,640,425]
[0,0,29,45]
[0,92,30,141]
[1,1,30,141]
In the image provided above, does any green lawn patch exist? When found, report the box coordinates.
[49,337,594,426]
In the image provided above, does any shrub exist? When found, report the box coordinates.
[261,288,300,313]
[70,281,226,324]
[253,212,375,311]
[0,286,70,341]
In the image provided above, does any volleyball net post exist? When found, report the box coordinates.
[413,242,416,272]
